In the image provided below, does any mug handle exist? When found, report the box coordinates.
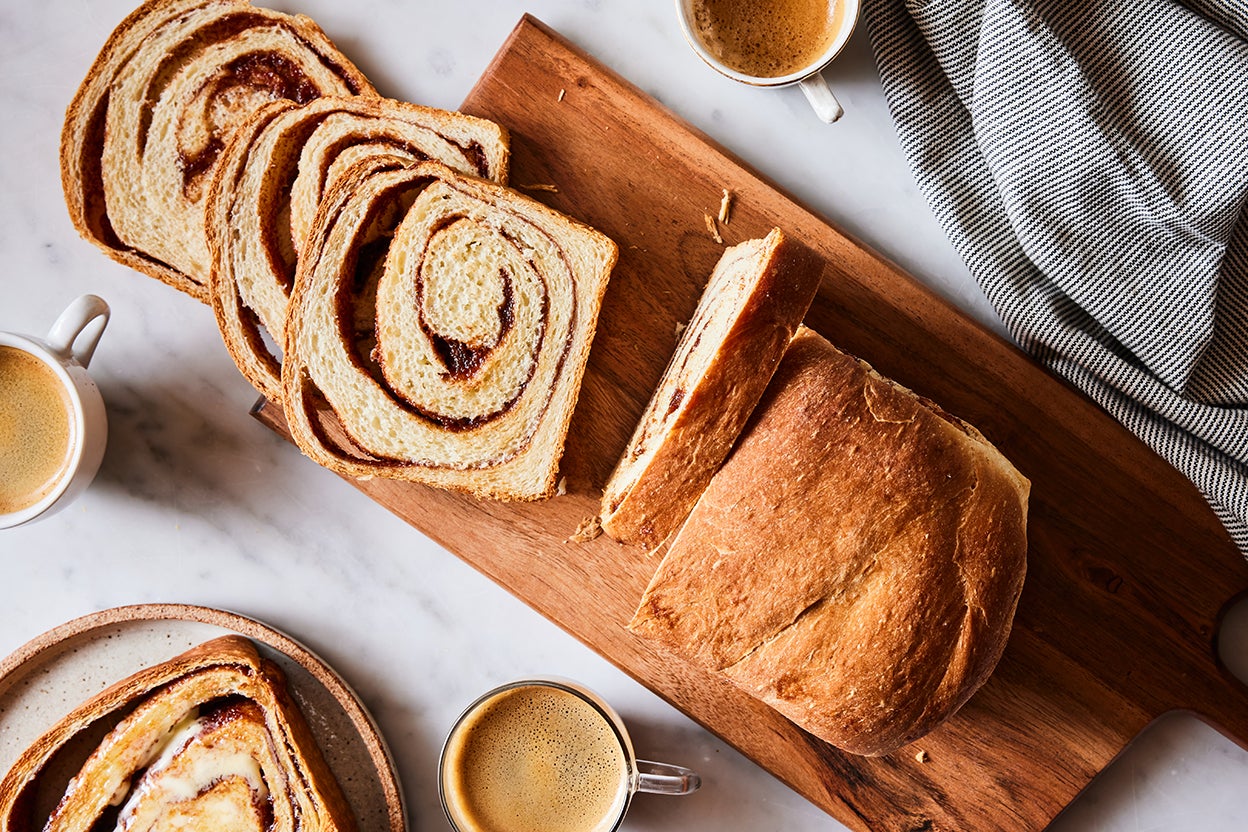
[799,71,844,123]
[46,294,110,369]
[635,760,701,795]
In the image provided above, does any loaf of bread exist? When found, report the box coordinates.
[630,327,1029,756]
[282,158,617,500]
[0,636,356,831]
[60,0,373,302]
[208,95,511,401]
[600,228,823,547]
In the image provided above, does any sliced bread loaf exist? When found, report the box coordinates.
[208,95,510,401]
[630,327,1030,756]
[282,158,617,500]
[60,0,373,302]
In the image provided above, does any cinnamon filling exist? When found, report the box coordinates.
[178,52,323,199]
[450,139,492,178]
[426,270,516,380]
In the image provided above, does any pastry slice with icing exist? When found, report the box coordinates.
[0,636,356,831]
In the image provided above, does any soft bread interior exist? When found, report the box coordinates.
[92,1,371,292]
[284,160,617,500]
[208,94,509,402]
[603,233,777,514]
[0,636,356,832]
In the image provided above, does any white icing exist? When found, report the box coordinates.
[114,709,269,831]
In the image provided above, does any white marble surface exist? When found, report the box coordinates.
[2,1,1247,829]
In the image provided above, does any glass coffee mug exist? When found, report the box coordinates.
[676,0,862,123]
[439,678,701,832]
[0,295,110,529]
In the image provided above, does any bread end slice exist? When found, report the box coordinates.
[600,228,824,546]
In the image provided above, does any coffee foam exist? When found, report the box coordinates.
[693,0,846,79]
[442,685,628,832]
[0,346,74,514]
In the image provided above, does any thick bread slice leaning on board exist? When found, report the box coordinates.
[208,95,511,402]
[630,327,1030,756]
[60,0,373,302]
[0,635,356,831]
[600,228,824,548]
[282,156,618,501]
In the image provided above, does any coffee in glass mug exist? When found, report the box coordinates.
[440,679,699,832]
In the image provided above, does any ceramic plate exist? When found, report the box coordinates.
[0,603,406,831]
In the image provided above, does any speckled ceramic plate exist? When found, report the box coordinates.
[0,604,406,831]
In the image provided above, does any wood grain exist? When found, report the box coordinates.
[255,16,1248,831]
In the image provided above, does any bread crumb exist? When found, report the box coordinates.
[556,476,568,496]
[718,189,734,225]
[519,183,559,193]
[675,320,687,338]
[558,88,566,101]
[567,516,603,542]
[704,213,723,244]
[915,749,929,763]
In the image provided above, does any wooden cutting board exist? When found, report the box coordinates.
[256,16,1248,831]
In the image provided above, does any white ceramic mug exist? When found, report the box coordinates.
[675,0,861,123]
[439,678,700,832]
[0,295,110,529]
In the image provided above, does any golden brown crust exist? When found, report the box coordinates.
[600,228,824,547]
[630,327,1029,756]
[0,635,357,831]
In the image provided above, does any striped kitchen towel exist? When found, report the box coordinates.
[864,0,1248,558]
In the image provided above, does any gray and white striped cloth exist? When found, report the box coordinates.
[864,0,1248,558]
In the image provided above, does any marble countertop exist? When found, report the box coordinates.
[2,1,1246,829]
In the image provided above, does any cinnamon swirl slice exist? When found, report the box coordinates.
[0,636,355,831]
[283,159,617,500]
[208,96,510,401]
[600,229,824,547]
[60,0,373,302]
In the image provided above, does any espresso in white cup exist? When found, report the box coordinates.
[677,0,861,123]
[0,295,110,529]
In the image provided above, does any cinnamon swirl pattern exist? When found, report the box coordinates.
[0,636,356,832]
[60,0,374,302]
[283,160,617,500]
[208,96,511,401]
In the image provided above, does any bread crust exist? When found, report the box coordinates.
[281,158,617,501]
[601,228,824,547]
[59,0,375,302]
[630,328,1030,756]
[206,95,511,402]
[0,635,356,831]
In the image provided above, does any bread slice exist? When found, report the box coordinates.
[208,95,511,402]
[600,228,823,547]
[60,0,374,302]
[630,327,1030,756]
[0,635,356,831]
[282,158,617,500]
